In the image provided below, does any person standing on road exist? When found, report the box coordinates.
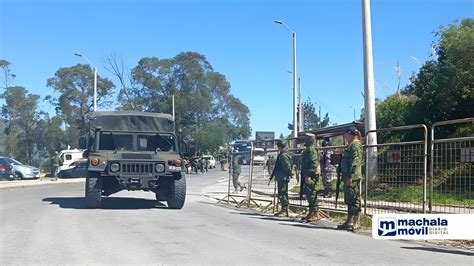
[50,151,60,179]
[199,157,205,173]
[337,127,364,232]
[269,140,293,217]
[300,133,320,221]
[204,158,209,172]
[265,155,275,175]
[321,138,335,198]
[231,154,245,193]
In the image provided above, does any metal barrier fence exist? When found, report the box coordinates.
[219,118,473,216]
[220,151,253,206]
[364,124,428,214]
[246,138,348,214]
[430,118,474,214]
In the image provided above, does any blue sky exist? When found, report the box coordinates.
[1,0,472,138]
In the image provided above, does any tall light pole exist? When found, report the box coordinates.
[275,20,298,138]
[362,0,378,183]
[298,77,304,132]
[74,53,98,112]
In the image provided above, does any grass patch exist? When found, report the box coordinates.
[368,186,474,206]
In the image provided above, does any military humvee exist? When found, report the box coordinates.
[82,111,187,209]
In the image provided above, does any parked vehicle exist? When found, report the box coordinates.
[58,160,88,178]
[253,148,265,165]
[58,148,86,171]
[201,155,216,169]
[0,159,14,180]
[0,156,40,179]
[233,140,252,164]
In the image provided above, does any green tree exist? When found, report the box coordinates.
[405,19,474,127]
[288,99,330,131]
[0,59,15,155]
[0,59,15,88]
[46,64,115,146]
[125,52,251,153]
[1,86,41,164]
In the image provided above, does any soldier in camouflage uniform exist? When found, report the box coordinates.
[265,155,275,175]
[51,151,60,179]
[300,133,320,221]
[231,154,245,193]
[337,126,364,231]
[270,140,293,217]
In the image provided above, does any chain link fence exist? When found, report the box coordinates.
[364,125,428,214]
[430,118,474,214]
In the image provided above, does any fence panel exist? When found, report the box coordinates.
[431,118,474,214]
[248,138,349,214]
[365,125,428,214]
[221,151,252,206]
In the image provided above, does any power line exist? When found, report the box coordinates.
[300,86,346,121]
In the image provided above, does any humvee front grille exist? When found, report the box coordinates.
[121,162,155,175]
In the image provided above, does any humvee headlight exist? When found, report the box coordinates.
[90,158,100,166]
[155,163,165,173]
[167,159,182,167]
[110,163,120,173]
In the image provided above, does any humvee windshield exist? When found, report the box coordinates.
[98,132,176,152]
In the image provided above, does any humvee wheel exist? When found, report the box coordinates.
[85,174,102,208]
[167,174,186,209]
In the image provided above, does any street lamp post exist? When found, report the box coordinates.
[275,20,298,138]
[362,0,378,184]
[74,53,98,112]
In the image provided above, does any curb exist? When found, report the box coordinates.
[0,178,85,190]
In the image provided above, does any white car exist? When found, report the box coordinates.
[253,148,265,165]
[202,155,216,169]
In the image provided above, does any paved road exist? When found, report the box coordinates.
[0,169,472,264]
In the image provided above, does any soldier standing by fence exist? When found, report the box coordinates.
[337,127,364,231]
[270,140,293,217]
[265,155,275,175]
[231,154,246,193]
[301,133,320,221]
[50,151,60,180]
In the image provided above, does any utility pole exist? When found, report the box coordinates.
[274,20,298,138]
[298,78,304,132]
[74,53,97,111]
[396,61,402,98]
[172,94,176,133]
[362,0,378,183]
[318,106,321,128]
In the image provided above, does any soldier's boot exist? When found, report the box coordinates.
[324,187,333,198]
[348,213,361,232]
[337,215,353,230]
[322,187,329,198]
[301,211,315,221]
[240,185,247,192]
[275,208,289,217]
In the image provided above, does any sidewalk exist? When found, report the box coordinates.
[0,178,85,190]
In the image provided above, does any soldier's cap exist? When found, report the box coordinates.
[345,126,361,136]
[276,140,286,148]
[303,133,315,145]
[54,151,58,154]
